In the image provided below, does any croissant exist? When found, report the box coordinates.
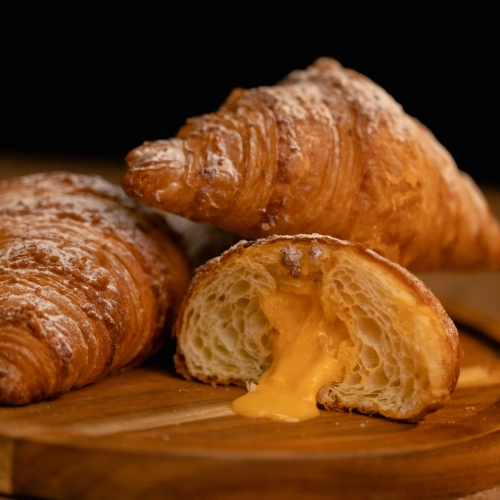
[0,172,191,405]
[174,235,461,422]
[123,57,500,272]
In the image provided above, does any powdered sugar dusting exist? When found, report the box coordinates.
[0,171,188,405]
[309,246,323,262]
[203,151,239,182]
[265,83,333,124]
[263,87,309,121]
[280,246,303,278]
[128,139,187,171]
[285,58,411,141]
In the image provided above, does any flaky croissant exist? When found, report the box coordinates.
[0,172,191,405]
[123,57,500,272]
[174,235,461,422]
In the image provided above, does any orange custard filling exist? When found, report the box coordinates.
[231,285,354,422]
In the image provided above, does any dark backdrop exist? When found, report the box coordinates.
[2,9,497,186]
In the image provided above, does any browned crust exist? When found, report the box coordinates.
[123,58,500,272]
[0,172,192,405]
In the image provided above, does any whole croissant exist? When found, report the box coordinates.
[123,57,500,272]
[0,172,191,405]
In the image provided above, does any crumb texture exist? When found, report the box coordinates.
[175,236,460,421]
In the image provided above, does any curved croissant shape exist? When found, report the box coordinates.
[123,57,500,272]
[0,172,191,405]
[174,235,461,422]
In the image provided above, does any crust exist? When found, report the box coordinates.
[0,172,192,405]
[123,58,500,272]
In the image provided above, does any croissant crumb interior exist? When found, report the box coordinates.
[176,238,458,421]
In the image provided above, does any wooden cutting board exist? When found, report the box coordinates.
[1,156,500,499]
[1,324,500,500]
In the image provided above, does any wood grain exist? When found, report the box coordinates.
[1,156,500,499]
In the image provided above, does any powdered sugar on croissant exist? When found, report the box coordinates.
[0,172,191,405]
[123,58,500,272]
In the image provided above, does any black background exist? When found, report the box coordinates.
[2,9,497,186]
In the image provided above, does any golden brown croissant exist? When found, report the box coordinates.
[0,172,191,405]
[174,235,461,422]
[123,57,500,272]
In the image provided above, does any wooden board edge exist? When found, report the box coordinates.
[10,430,500,500]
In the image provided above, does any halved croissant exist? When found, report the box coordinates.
[0,172,191,405]
[174,235,461,422]
[123,57,500,272]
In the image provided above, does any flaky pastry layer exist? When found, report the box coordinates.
[123,58,500,272]
[0,172,191,405]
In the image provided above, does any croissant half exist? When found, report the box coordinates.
[174,235,461,422]
[123,57,500,272]
[0,172,191,405]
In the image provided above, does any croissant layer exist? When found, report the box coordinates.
[123,58,500,272]
[0,172,191,405]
